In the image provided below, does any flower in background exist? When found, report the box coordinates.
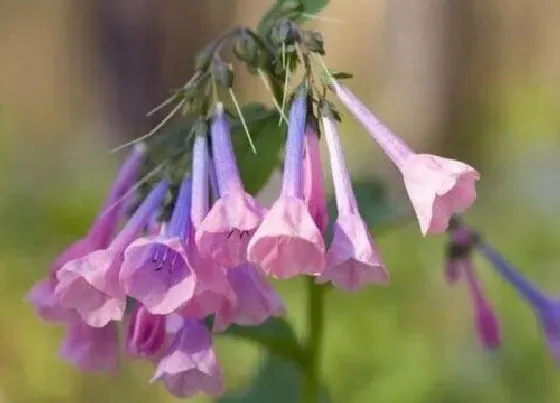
[478,240,560,363]
[445,224,501,349]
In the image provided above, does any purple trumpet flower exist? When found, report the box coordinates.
[27,144,145,323]
[478,241,560,363]
[120,176,196,315]
[248,89,326,279]
[195,103,265,268]
[55,181,169,327]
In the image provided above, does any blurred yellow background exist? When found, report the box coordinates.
[1,0,560,402]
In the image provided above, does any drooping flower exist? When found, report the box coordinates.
[303,118,329,234]
[477,241,560,363]
[331,81,480,236]
[179,134,236,319]
[213,263,285,332]
[126,304,167,359]
[443,226,473,286]
[27,144,146,323]
[55,181,169,327]
[195,103,265,267]
[151,319,223,398]
[316,111,388,291]
[59,315,119,372]
[248,89,326,279]
[120,176,196,315]
[462,259,501,350]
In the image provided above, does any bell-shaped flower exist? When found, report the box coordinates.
[59,315,119,372]
[331,81,479,235]
[478,241,560,363]
[27,144,145,323]
[248,89,326,279]
[126,304,167,359]
[55,181,169,327]
[151,319,223,398]
[316,112,388,290]
[213,264,285,332]
[120,176,196,315]
[195,104,265,267]
[303,118,329,234]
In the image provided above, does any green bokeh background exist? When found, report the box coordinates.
[1,0,560,402]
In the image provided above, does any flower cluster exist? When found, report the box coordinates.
[27,79,481,398]
[444,217,560,363]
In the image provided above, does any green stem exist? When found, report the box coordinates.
[303,278,325,403]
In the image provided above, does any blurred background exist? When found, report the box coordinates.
[2,0,560,402]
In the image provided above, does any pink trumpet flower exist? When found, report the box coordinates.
[317,111,388,291]
[332,81,479,235]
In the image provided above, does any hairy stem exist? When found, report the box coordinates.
[303,278,325,403]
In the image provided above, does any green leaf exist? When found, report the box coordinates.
[299,0,330,19]
[257,0,330,35]
[231,104,286,195]
[217,354,331,403]
[220,317,305,368]
[330,71,353,80]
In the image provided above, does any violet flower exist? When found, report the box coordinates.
[462,259,501,350]
[195,103,265,267]
[55,181,169,327]
[316,112,388,290]
[126,304,167,359]
[120,177,196,315]
[59,316,119,372]
[478,241,560,363]
[248,89,326,279]
[331,81,479,235]
[27,144,145,323]
[213,263,285,332]
[151,319,223,398]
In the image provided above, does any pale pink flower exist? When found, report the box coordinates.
[332,81,479,235]
[213,264,285,332]
[248,90,325,279]
[316,113,388,291]
[55,181,169,327]
[152,320,223,398]
[59,316,119,372]
[120,177,195,315]
[27,145,145,322]
[196,103,265,267]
